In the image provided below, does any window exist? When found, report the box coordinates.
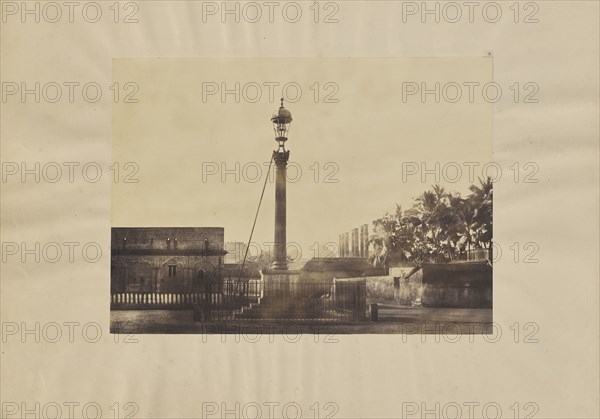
[168,265,177,277]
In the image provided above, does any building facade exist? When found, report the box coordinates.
[110,227,226,293]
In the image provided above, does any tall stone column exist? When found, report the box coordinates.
[271,150,290,270]
[352,228,359,257]
[363,224,369,258]
[344,232,350,257]
[359,226,365,257]
[362,224,369,257]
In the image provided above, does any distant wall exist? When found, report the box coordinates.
[299,270,372,283]
[389,266,417,278]
[299,258,385,284]
[365,276,395,302]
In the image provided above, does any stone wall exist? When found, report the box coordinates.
[363,263,491,307]
[111,254,223,293]
[421,262,492,308]
[395,271,424,305]
[365,276,396,302]
[364,269,423,305]
[387,267,422,305]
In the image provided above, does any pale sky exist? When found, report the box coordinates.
[112,57,493,258]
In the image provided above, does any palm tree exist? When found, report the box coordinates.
[367,179,493,264]
[468,177,493,257]
[413,185,465,261]
[369,210,397,268]
[457,200,477,258]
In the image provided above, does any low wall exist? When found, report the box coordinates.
[364,268,423,305]
[421,262,492,308]
[395,271,423,306]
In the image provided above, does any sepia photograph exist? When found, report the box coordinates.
[110,58,493,334]
[2,2,598,418]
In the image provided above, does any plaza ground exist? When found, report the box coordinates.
[110,305,493,334]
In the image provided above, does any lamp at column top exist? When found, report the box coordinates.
[271,98,293,151]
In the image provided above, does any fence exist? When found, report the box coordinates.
[111,279,262,309]
[223,279,263,299]
[237,281,336,321]
[111,292,223,308]
[238,280,366,321]
[333,278,367,321]
[111,279,367,322]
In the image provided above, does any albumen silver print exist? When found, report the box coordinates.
[2,2,598,418]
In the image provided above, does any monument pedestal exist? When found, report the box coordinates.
[261,269,301,297]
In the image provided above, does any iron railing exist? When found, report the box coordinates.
[111,279,368,322]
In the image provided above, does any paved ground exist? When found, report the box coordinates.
[111,305,493,334]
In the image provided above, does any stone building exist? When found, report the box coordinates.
[224,241,248,264]
[110,227,227,293]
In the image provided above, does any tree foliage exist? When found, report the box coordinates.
[369,178,493,267]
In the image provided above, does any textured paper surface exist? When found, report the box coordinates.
[2,1,599,418]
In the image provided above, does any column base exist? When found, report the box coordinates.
[270,261,289,270]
